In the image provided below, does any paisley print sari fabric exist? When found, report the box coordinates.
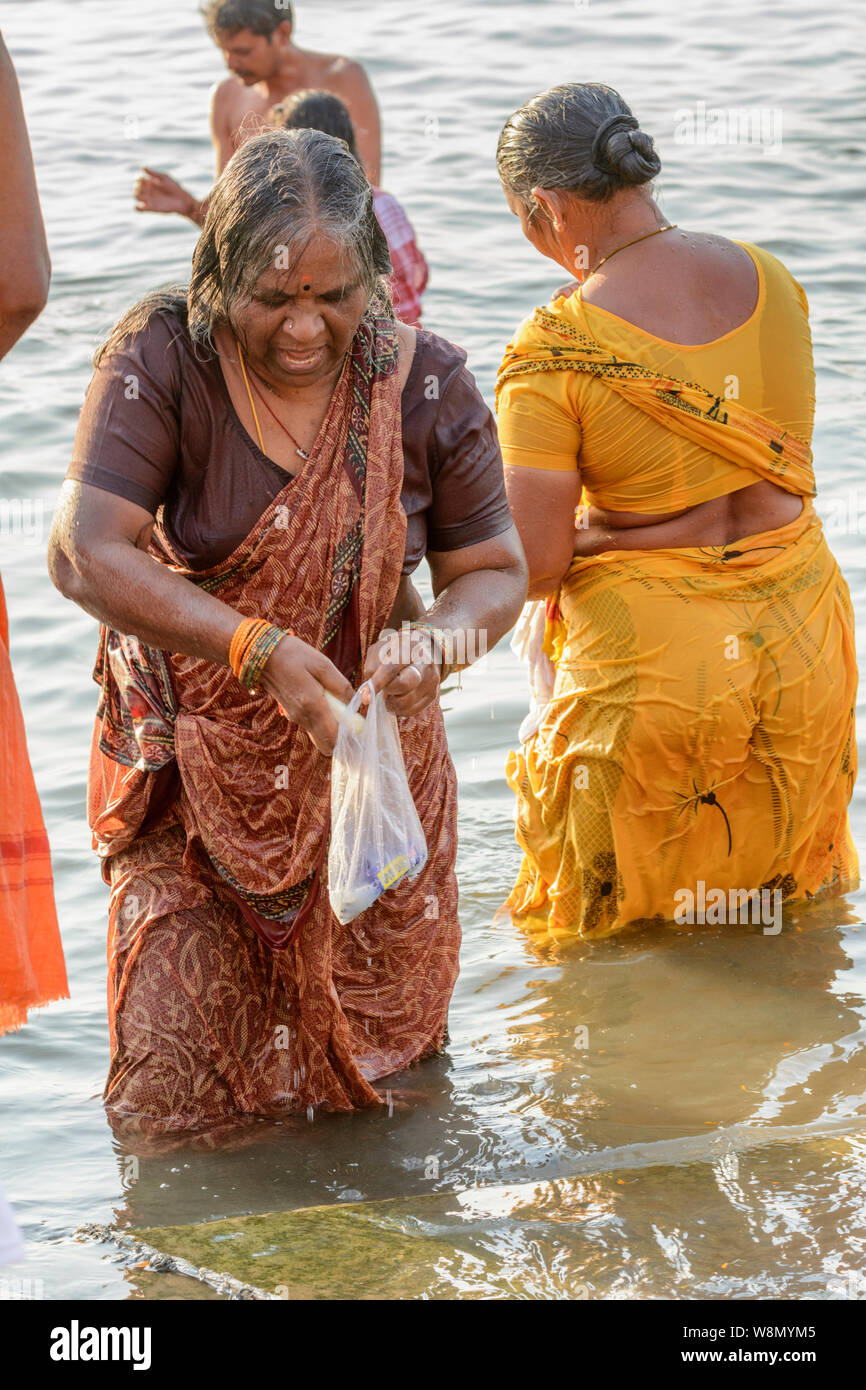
[86,314,460,1142]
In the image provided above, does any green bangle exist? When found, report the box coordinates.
[240,624,287,692]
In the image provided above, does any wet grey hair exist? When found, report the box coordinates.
[188,126,392,348]
[95,126,391,366]
[497,82,661,210]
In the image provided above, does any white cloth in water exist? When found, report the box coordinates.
[510,600,556,742]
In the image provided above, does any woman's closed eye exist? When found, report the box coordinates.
[256,284,358,308]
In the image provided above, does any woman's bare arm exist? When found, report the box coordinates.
[48,482,354,754]
[426,526,528,659]
[363,527,528,716]
[0,33,50,360]
[504,465,582,599]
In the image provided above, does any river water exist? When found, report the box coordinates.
[1,0,865,1300]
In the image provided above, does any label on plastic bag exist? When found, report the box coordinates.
[376,853,411,891]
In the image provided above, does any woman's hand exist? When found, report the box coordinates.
[259,634,354,757]
[361,627,441,718]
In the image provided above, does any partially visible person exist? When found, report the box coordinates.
[135,0,381,223]
[0,31,68,1035]
[0,1186,25,1266]
[278,91,428,326]
[495,82,858,943]
[0,33,50,359]
[136,87,429,326]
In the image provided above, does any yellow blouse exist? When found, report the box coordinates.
[496,241,815,514]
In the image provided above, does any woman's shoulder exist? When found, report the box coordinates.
[399,325,472,407]
[93,291,198,373]
[733,239,809,311]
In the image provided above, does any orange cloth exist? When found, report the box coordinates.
[0,575,67,1034]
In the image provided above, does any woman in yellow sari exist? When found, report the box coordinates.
[495,83,858,943]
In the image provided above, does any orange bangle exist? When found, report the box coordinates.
[229,618,269,679]
[228,617,297,685]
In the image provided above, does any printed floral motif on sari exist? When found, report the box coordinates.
[206,850,314,921]
[93,626,178,772]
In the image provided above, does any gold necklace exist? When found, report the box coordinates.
[236,342,309,460]
[584,222,678,280]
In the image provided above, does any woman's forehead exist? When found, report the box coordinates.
[255,238,356,292]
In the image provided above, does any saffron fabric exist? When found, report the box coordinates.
[496,242,815,511]
[0,576,68,1035]
[495,280,858,942]
[86,311,460,1142]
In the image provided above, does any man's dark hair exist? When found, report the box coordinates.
[276,90,359,161]
[201,0,294,39]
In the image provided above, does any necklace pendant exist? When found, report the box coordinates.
[296,447,310,461]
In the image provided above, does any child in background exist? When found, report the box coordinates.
[277,91,428,325]
[135,89,430,325]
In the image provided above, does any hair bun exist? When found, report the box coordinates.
[591,113,638,170]
[595,117,661,187]
[497,83,662,206]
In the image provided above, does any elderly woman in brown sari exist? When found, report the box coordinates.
[48,128,526,1144]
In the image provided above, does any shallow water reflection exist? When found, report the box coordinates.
[104,894,866,1298]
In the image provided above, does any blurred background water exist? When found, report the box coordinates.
[1,0,865,1300]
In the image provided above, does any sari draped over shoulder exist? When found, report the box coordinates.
[495,301,858,943]
[87,314,460,1142]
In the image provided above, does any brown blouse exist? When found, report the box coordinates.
[65,308,513,576]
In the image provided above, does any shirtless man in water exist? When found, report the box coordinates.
[136,0,380,221]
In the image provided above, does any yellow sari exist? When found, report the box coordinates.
[495,306,858,941]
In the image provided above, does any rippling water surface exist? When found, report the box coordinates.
[1,0,865,1299]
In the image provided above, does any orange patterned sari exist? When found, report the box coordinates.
[87,314,459,1146]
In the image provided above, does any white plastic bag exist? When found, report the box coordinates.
[510,600,556,742]
[328,682,428,924]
